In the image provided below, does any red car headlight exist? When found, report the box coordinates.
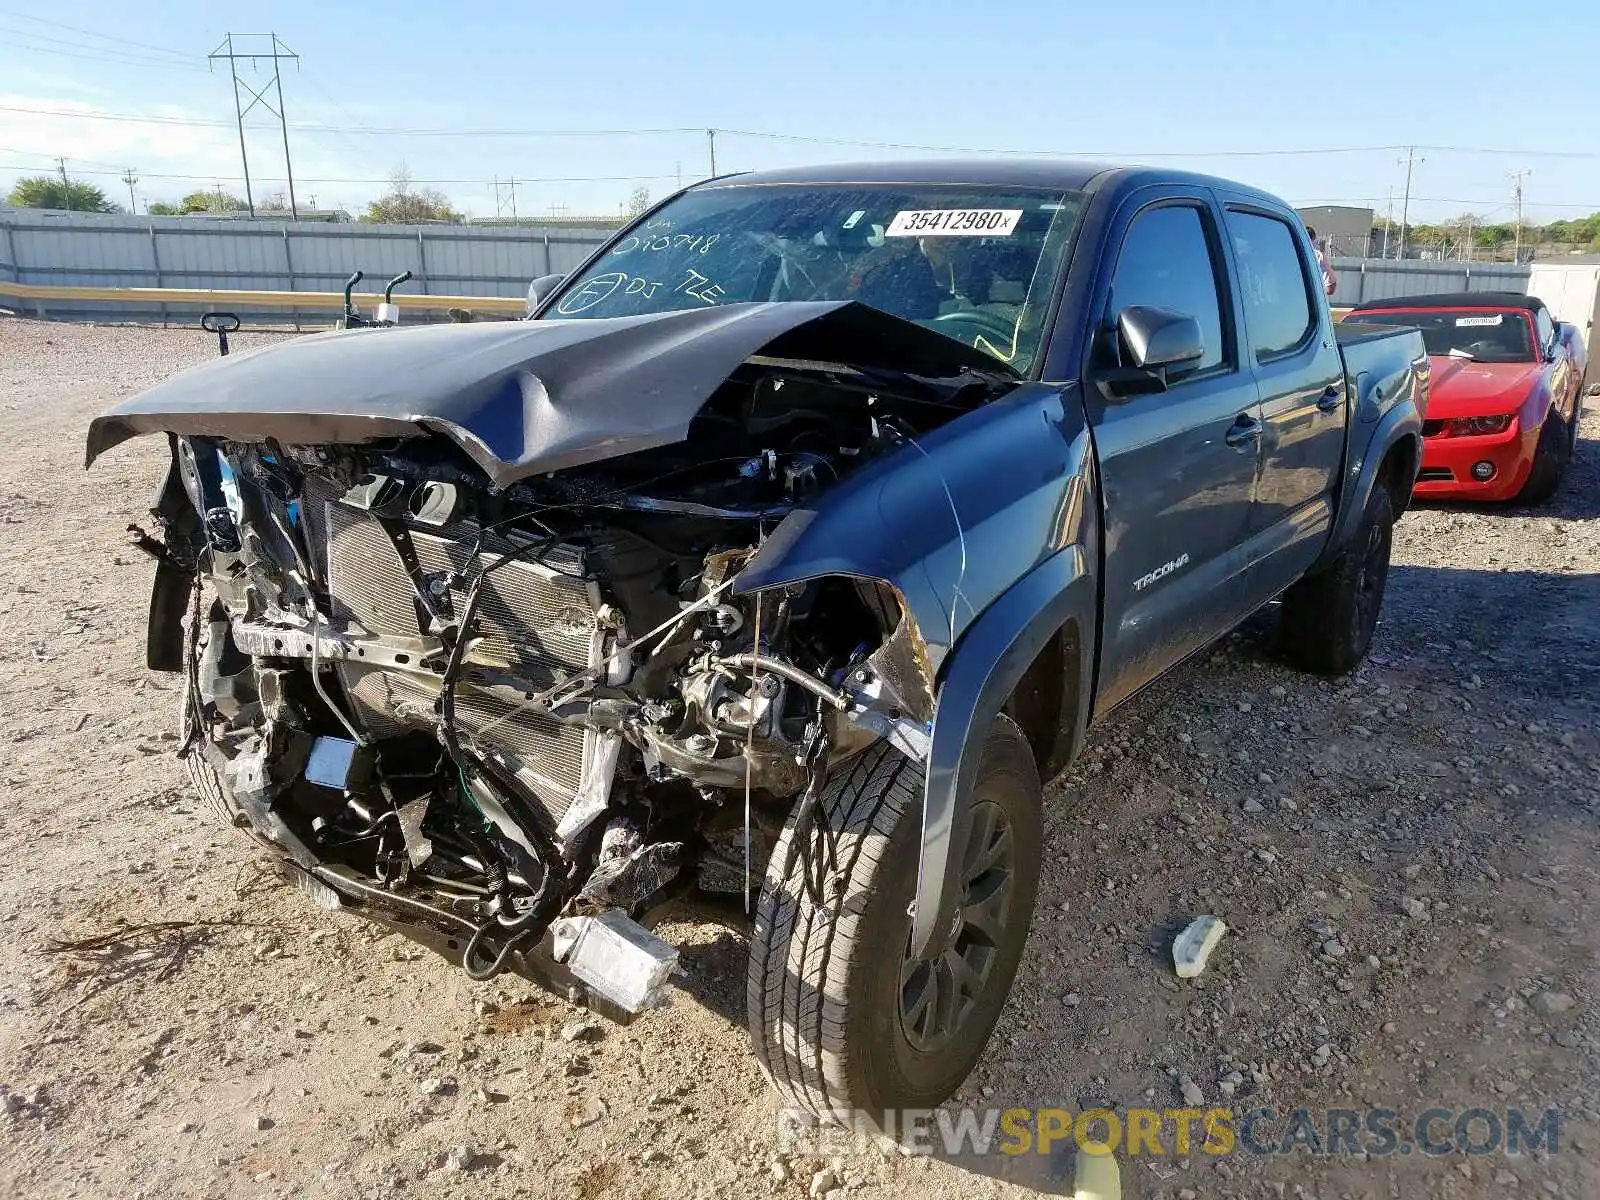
[1446,414,1514,436]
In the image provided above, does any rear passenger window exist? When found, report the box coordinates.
[1109,205,1227,374]
[1226,211,1315,360]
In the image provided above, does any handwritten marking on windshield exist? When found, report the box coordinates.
[676,268,726,306]
[554,268,717,314]
[611,232,722,256]
[555,272,626,314]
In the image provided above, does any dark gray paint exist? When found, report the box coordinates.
[91,158,1429,965]
[86,300,1012,486]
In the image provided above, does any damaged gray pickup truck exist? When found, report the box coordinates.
[89,160,1428,1126]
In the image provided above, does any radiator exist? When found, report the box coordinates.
[318,498,603,827]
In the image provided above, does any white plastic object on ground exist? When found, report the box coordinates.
[1172,915,1227,979]
[1073,1147,1122,1200]
[550,909,679,1013]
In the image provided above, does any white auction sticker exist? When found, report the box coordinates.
[884,208,1023,237]
[1454,314,1504,327]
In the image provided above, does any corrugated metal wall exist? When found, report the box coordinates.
[0,207,617,323]
[1327,257,1530,305]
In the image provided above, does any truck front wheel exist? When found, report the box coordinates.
[747,718,1042,1127]
[1280,482,1394,676]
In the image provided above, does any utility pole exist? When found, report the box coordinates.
[1382,188,1393,259]
[1510,168,1531,263]
[55,157,72,210]
[707,129,717,177]
[1397,147,1422,260]
[209,33,301,218]
[121,168,139,214]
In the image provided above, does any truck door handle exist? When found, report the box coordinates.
[1316,385,1342,413]
[1224,414,1262,448]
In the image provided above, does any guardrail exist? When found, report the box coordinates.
[0,280,527,322]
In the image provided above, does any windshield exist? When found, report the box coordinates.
[1352,309,1534,364]
[542,183,1088,375]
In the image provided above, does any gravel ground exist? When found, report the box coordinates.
[0,318,1596,1200]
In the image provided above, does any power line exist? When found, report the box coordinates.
[1301,196,1598,209]
[0,162,684,185]
[8,102,1600,163]
[0,7,193,60]
[9,102,1600,163]
[0,36,209,72]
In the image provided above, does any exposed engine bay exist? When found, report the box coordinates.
[127,327,1006,1015]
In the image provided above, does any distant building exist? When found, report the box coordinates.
[1296,206,1374,258]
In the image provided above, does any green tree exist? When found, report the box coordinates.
[147,201,180,216]
[5,174,118,212]
[1477,224,1513,251]
[361,164,458,224]
[179,188,247,214]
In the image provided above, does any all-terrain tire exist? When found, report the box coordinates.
[1280,482,1394,676]
[1515,412,1571,506]
[747,716,1042,1127]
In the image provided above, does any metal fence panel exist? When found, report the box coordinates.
[1329,258,1529,306]
[0,207,616,323]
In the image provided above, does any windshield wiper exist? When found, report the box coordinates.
[1447,347,1476,360]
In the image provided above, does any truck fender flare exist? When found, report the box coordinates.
[910,544,1096,957]
[1324,393,1421,562]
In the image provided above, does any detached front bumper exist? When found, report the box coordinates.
[1414,419,1538,502]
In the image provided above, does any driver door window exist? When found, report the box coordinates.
[1108,204,1229,376]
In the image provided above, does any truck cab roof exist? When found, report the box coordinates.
[697,158,1295,210]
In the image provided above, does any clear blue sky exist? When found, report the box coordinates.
[2,0,1595,223]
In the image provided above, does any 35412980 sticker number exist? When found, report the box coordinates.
[885,209,1023,238]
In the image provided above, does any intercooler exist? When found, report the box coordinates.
[303,488,607,829]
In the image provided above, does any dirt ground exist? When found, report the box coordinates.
[0,318,1595,1200]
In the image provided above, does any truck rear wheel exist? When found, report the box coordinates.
[1514,413,1570,506]
[1280,482,1394,676]
[747,717,1041,1127]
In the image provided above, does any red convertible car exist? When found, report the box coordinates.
[1349,292,1586,504]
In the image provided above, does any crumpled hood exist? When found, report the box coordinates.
[86,301,1014,488]
[1424,357,1542,419]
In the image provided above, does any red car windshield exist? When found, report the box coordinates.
[1352,308,1534,364]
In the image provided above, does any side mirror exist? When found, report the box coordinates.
[1121,305,1205,370]
[525,273,567,318]
[1096,305,1205,400]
